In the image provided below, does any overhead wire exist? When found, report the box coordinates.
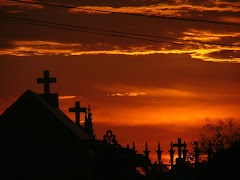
[1,16,185,45]
[1,15,239,48]
[6,0,240,27]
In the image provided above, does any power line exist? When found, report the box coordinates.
[1,17,185,45]
[7,0,240,27]
[1,15,239,48]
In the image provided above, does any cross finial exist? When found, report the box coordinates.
[69,101,86,127]
[157,142,163,153]
[158,142,160,150]
[144,142,150,159]
[37,70,56,94]
[156,142,163,165]
[132,142,137,153]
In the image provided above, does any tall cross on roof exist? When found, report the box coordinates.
[173,138,186,159]
[69,101,86,127]
[37,70,56,94]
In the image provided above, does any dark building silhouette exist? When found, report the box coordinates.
[0,70,145,180]
[0,90,91,179]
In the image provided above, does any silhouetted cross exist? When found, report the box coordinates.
[173,138,186,158]
[37,70,56,94]
[69,101,86,126]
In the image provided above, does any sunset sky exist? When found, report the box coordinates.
[1,0,240,164]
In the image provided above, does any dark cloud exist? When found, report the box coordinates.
[207,50,240,59]
[1,0,240,63]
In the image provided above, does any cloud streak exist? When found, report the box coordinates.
[1,40,240,62]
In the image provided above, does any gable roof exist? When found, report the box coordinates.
[1,90,90,140]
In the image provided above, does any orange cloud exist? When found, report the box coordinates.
[107,92,146,97]
[68,1,240,16]
[182,29,240,42]
[1,40,240,63]
[59,96,76,99]
[0,0,43,9]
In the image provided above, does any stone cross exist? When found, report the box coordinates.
[69,101,86,127]
[173,138,186,159]
[37,70,56,94]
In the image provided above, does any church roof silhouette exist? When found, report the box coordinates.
[0,71,144,180]
[1,89,91,140]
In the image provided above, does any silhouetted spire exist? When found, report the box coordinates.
[133,142,137,153]
[156,142,163,165]
[169,141,175,169]
[84,104,95,138]
[144,142,150,159]
[69,101,86,127]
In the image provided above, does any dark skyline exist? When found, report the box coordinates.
[1,0,240,163]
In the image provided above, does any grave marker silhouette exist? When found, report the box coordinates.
[173,138,187,168]
[69,101,86,127]
[173,138,186,159]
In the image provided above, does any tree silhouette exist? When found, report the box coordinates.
[199,118,240,153]
[186,118,240,180]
